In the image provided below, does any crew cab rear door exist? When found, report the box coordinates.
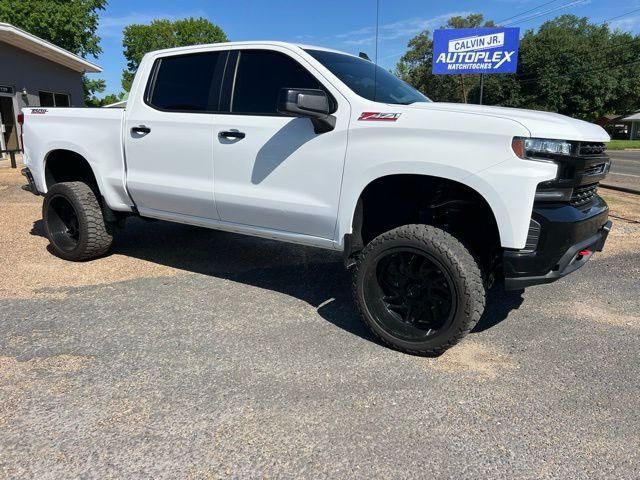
[124,50,227,219]
[212,47,350,239]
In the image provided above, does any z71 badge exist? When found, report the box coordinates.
[358,112,402,122]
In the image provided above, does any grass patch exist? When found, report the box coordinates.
[607,140,640,150]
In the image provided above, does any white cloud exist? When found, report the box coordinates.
[337,12,471,46]
[609,15,640,33]
[98,11,208,38]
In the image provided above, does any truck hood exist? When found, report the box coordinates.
[401,102,610,143]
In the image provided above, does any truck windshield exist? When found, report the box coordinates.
[305,49,430,105]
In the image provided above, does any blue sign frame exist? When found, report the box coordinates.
[432,27,520,75]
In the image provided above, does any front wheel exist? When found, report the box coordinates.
[43,181,113,261]
[352,224,485,356]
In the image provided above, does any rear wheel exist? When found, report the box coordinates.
[43,181,113,261]
[352,224,485,356]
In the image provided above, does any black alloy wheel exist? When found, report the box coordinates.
[46,194,81,252]
[369,247,456,342]
[352,224,485,356]
[42,181,113,261]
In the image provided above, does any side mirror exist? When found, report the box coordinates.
[277,88,336,133]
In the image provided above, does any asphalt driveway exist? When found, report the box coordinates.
[1,169,639,479]
[607,150,640,191]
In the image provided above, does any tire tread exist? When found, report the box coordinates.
[43,181,113,261]
[352,224,485,356]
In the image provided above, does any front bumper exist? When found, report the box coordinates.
[503,196,611,290]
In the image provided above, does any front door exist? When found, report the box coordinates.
[212,49,349,239]
[124,50,227,219]
[0,96,19,150]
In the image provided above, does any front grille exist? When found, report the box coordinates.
[571,183,599,207]
[579,143,606,156]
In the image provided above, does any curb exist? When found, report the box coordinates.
[600,184,640,195]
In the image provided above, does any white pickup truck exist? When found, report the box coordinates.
[21,41,612,355]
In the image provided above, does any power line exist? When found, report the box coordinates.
[496,0,561,25]
[373,0,379,101]
[602,7,640,24]
[503,0,590,27]
[512,9,640,83]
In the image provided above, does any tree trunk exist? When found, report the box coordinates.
[459,75,468,103]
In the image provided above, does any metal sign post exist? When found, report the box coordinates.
[432,27,519,104]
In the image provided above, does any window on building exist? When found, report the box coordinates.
[39,91,70,107]
[148,51,226,112]
[232,50,324,115]
[38,91,54,107]
[54,93,70,107]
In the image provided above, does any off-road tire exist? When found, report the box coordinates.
[352,224,485,356]
[43,181,113,261]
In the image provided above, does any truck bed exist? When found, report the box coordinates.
[22,107,133,211]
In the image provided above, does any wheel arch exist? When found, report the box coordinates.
[43,148,101,194]
[341,172,508,275]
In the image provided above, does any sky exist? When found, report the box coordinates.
[90,0,640,95]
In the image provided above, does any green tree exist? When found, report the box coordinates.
[83,78,106,106]
[396,13,640,118]
[121,17,228,91]
[85,91,124,107]
[0,0,106,57]
[0,0,107,105]
[83,79,125,107]
[516,15,640,118]
[396,14,496,104]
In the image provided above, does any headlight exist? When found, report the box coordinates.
[512,137,572,159]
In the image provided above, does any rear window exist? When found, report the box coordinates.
[148,52,227,112]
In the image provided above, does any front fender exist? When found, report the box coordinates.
[336,158,557,250]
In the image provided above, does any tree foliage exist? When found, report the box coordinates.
[396,14,640,119]
[121,17,228,91]
[0,0,106,58]
[0,0,107,106]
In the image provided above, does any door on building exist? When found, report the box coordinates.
[0,97,19,150]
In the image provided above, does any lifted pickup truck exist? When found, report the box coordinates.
[21,41,612,356]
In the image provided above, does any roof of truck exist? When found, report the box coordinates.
[146,41,358,58]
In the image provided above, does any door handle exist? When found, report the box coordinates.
[219,130,245,140]
[131,125,151,135]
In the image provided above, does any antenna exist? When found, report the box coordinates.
[373,0,380,101]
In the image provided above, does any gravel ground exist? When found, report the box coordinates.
[1,168,639,479]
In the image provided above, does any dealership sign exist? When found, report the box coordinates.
[432,27,520,75]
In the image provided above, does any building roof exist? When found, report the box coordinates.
[0,22,102,73]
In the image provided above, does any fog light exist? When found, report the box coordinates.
[534,188,573,202]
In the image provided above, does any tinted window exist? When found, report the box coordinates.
[149,52,226,112]
[305,49,429,105]
[39,91,54,107]
[232,50,323,115]
[54,93,70,107]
